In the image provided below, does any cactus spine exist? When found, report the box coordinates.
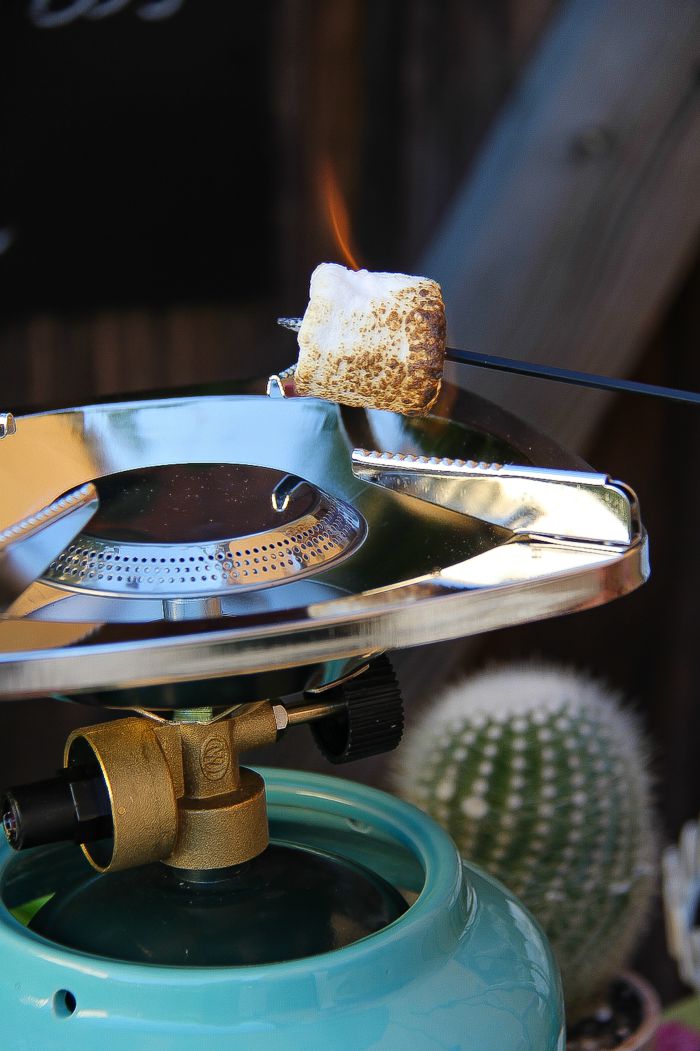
[392,663,656,1008]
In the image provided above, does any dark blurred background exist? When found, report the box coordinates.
[0,0,556,399]
[2,0,700,1006]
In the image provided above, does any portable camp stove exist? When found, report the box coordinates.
[0,376,648,1050]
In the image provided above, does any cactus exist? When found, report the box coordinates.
[392,663,656,1008]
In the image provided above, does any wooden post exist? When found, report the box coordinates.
[421,0,700,452]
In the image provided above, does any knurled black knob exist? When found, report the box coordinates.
[308,655,404,764]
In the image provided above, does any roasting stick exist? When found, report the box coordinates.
[277,317,700,408]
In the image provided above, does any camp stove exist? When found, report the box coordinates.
[0,376,648,1050]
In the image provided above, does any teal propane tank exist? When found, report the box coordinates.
[0,768,564,1051]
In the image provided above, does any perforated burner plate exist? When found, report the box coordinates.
[42,464,365,598]
[0,380,648,703]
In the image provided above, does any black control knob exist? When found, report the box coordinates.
[2,764,112,852]
[308,655,404,764]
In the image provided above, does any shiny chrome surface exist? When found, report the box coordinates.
[351,449,635,546]
[40,464,364,599]
[0,386,648,702]
[0,484,99,614]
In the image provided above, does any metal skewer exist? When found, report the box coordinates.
[277,317,700,407]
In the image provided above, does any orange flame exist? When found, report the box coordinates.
[319,157,362,271]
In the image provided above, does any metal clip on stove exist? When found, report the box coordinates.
[351,448,638,549]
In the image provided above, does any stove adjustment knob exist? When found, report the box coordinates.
[308,655,404,764]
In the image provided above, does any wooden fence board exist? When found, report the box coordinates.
[421,0,700,452]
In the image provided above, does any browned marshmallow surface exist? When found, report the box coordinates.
[295,264,446,416]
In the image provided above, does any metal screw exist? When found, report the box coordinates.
[0,414,16,439]
[272,704,289,734]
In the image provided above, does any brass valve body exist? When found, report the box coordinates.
[65,703,279,874]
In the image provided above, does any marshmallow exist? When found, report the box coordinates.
[295,263,446,416]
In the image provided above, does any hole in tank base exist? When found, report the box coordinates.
[52,989,76,1018]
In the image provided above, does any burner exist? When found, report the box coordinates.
[40,464,365,599]
[0,386,648,701]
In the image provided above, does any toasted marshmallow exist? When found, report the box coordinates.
[295,263,446,416]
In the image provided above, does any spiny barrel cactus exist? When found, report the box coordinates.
[392,663,656,1008]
